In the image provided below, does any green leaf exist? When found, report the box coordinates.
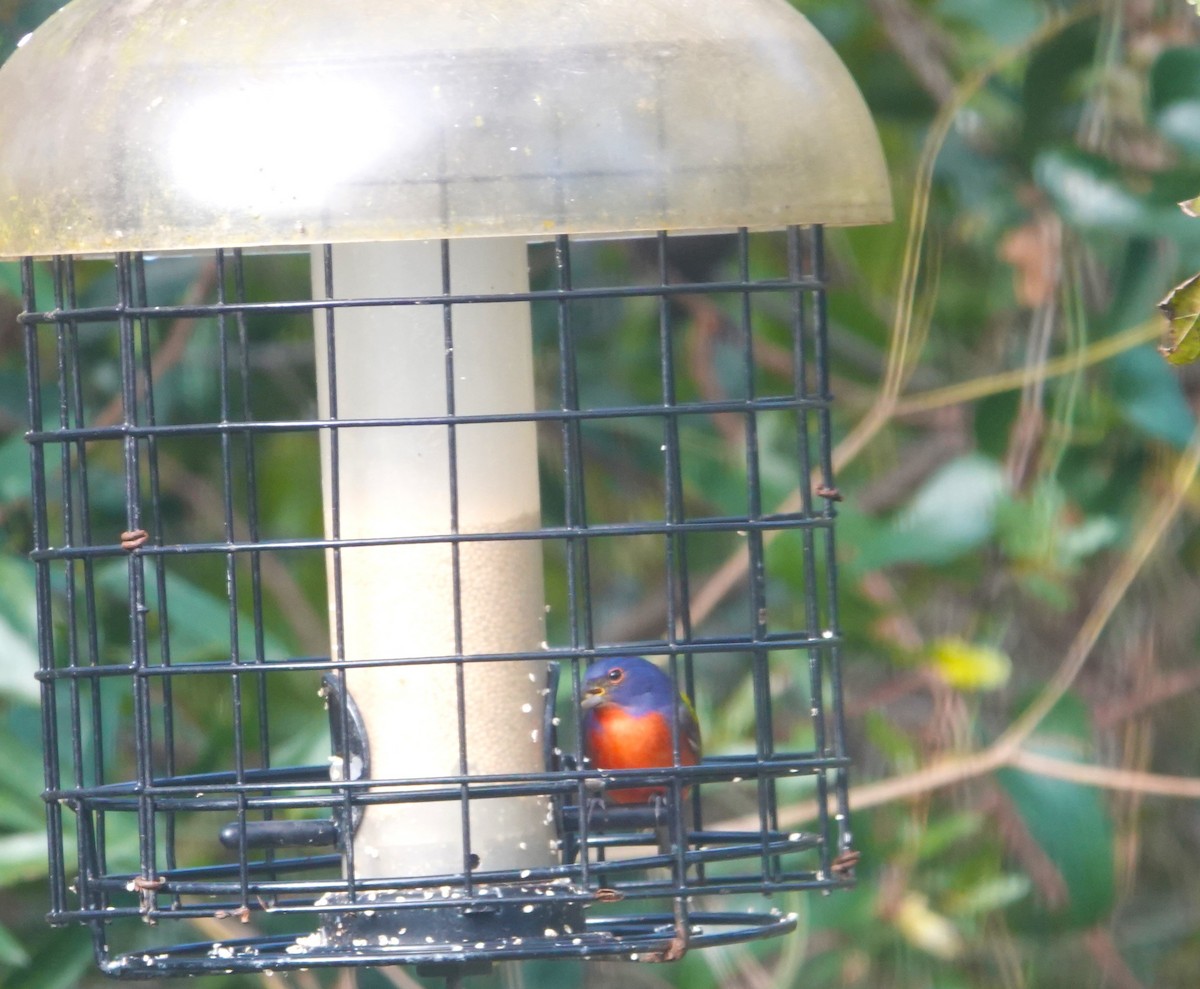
[852,454,1007,571]
[1020,18,1099,157]
[93,561,290,664]
[0,433,32,505]
[1158,270,1200,365]
[945,874,1032,917]
[1058,516,1120,563]
[908,811,984,863]
[997,694,1116,929]
[995,480,1121,584]
[0,555,40,704]
[1104,240,1196,448]
[864,710,920,768]
[0,832,48,886]
[1015,571,1073,611]
[2,928,94,989]
[0,371,29,425]
[1035,148,1200,244]
[1150,47,1200,155]
[1110,345,1196,449]
[973,389,1020,460]
[936,0,1042,46]
[0,261,19,299]
[0,256,62,316]
[894,892,964,959]
[0,920,31,967]
[0,722,46,832]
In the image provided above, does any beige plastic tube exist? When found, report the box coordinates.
[311,238,551,879]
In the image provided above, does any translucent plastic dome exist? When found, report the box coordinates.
[0,0,892,257]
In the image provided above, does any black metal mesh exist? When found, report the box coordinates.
[22,226,852,977]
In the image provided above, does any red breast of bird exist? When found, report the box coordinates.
[580,656,701,805]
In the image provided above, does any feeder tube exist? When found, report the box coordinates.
[312,238,551,879]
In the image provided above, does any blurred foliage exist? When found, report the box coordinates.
[3,1,1200,988]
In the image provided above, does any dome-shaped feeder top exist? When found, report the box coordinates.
[0,0,892,257]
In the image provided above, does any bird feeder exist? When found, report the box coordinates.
[1,0,890,978]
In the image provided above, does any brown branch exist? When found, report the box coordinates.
[0,262,220,528]
[713,424,1200,832]
[378,966,425,989]
[1007,750,1200,799]
[984,787,1068,909]
[1095,665,1200,729]
[610,17,1095,645]
[1082,928,1150,989]
[92,260,219,430]
[680,14,1098,635]
[79,257,328,656]
[843,670,930,721]
[714,746,1006,834]
[186,916,321,989]
[679,292,744,446]
[158,454,328,656]
[991,432,1200,758]
[891,319,1158,419]
[857,572,925,653]
[78,262,327,650]
[1004,297,1056,491]
[868,0,957,106]
[855,418,969,514]
[1111,631,1155,899]
[717,744,1200,838]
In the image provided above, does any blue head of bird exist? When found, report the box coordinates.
[580,656,681,716]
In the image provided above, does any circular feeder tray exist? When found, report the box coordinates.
[100,911,798,977]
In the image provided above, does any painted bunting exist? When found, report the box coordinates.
[580,656,701,804]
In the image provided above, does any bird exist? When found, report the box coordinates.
[579,656,701,805]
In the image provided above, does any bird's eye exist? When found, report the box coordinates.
[607,668,624,683]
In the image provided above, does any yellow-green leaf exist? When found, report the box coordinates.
[893,892,964,960]
[927,637,1012,692]
[1158,270,1200,365]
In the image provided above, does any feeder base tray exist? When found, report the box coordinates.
[99,911,798,977]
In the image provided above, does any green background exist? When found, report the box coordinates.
[3,1,1200,987]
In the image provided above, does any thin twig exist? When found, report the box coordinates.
[991,431,1200,758]
[186,917,322,989]
[892,318,1159,418]
[378,965,426,989]
[683,8,1098,633]
[1004,288,1057,490]
[157,453,328,655]
[714,424,1200,831]
[92,260,218,430]
[868,0,957,106]
[1082,927,1150,989]
[1007,750,1200,798]
[985,787,1069,908]
[1095,664,1200,729]
[1111,630,1155,898]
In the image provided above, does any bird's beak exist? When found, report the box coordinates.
[580,684,606,710]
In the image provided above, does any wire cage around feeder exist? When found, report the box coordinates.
[2,0,891,979]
